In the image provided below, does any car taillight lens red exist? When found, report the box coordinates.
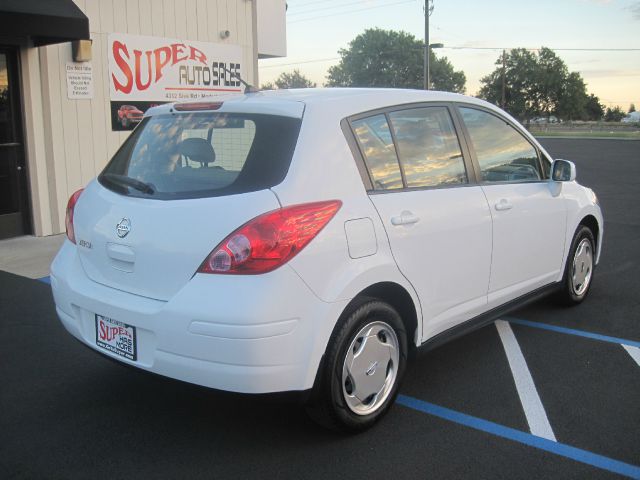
[198,200,342,275]
[65,188,84,244]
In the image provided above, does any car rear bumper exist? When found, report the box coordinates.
[51,241,348,394]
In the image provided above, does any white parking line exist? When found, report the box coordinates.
[495,320,557,441]
[622,345,640,368]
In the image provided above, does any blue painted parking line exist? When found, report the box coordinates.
[38,276,51,284]
[396,395,640,479]
[506,317,640,349]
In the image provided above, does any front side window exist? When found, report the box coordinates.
[352,114,403,191]
[388,107,467,188]
[459,107,543,183]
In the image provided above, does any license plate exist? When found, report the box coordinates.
[95,314,137,361]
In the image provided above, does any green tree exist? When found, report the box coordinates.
[629,103,636,113]
[535,48,570,117]
[584,94,604,121]
[479,47,590,121]
[274,69,316,89]
[478,49,539,120]
[604,106,625,122]
[429,55,467,93]
[260,69,316,90]
[556,72,588,121]
[326,28,466,93]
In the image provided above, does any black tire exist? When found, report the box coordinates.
[557,225,596,306]
[305,300,408,433]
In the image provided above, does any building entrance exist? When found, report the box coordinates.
[0,48,30,239]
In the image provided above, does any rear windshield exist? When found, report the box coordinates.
[99,112,302,199]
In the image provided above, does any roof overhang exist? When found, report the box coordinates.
[0,0,90,47]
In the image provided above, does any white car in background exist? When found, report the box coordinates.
[51,89,603,431]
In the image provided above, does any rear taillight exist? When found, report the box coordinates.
[197,200,342,275]
[65,188,84,244]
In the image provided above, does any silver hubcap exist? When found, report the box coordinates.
[341,321,399,416]
[572,238,593,296]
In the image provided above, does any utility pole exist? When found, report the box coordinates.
[501,49,506,108]
[424,0,433,90]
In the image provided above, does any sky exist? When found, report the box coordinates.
[259,0,640,109]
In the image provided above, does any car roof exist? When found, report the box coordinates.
[145,88,497,120]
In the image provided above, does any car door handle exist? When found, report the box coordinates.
[494,199,513,211]
[391,211,420,226]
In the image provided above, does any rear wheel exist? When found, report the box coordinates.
[306,300,407,432]
[557,225,596,305]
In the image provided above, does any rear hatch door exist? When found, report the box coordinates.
[72,107,301,301]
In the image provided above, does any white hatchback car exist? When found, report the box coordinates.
[51,89,602,431]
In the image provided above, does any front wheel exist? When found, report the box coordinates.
[557,225,596,306]
[306,300,407,432]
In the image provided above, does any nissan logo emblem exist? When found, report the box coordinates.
[116,218,131,238]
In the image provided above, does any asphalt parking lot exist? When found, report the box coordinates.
[1,138,639,479]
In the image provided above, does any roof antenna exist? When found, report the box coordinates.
[221,66,259,93]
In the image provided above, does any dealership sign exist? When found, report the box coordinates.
[108,33,244,102]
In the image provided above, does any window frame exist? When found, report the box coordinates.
[451,104,549,185]
[346,112,405,192]
[342,102,478,195]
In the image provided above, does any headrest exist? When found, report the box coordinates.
[179,138,215,165]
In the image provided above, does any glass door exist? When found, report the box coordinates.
[0,48,30,239]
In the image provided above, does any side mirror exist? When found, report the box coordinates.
[551,159,576,182]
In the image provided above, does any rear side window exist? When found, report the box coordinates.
[352,114,403,191]
[459,107,543,183]
[388,107,467,188]
[100,112,301,199]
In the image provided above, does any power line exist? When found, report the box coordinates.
[260,46,640,69]
[444,47,640,52]
[259,47,429,70]
[288,0,416,23]
[288,0,389,17]
[286,0,341,6]
[260,57,340,69]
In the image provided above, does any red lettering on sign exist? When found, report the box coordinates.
[171,43,188,65]
[111,40,209,93]
[111,41,133,94]
[154,46,171,82]
[99,320,108,341]
[189,46,207,64]
[134,49,153,90]
[98,319,132,342]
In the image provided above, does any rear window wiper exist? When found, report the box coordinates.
[102,173,155,195]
